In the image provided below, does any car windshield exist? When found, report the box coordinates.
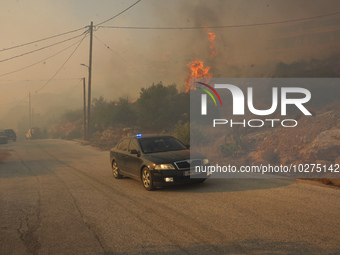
[139,137,187,154]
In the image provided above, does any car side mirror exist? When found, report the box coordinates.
[130,149,140,156]
[185,145,190,149]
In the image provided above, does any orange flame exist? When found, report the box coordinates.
[185,60,212,92]
[184,28,216,92]
[208,32,216,57]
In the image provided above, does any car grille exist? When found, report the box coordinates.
[174,159,202,170]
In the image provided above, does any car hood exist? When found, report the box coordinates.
[143,150,204,164]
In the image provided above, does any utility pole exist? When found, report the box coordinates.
[29,92,32,129]
[32,108,34,127]
[87,21,93,140]
[83,77,87,140]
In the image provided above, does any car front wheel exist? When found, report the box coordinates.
[141,167,155,191]
[112,161,123,179]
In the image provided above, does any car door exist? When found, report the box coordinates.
[115,138,130,173]
[125,138,143,178]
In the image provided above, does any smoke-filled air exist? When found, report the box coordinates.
[1,0,340,137]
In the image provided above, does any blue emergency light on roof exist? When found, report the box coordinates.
[136,134,142,138]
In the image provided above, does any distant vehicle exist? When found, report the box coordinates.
[25,127,43,140]
[110,134,211,190]
[4,129,16,141]
[0,131,8,144]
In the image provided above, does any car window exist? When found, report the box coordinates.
[128,138,140,152]
[116,140,123,149]
[117,138,130,151]
[139,137,187,154]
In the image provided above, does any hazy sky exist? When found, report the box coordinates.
[1,0,340,122]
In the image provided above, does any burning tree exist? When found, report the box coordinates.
[184,29,216,92]
[185,60,213,92]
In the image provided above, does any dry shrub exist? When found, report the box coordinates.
[262,148,280,164]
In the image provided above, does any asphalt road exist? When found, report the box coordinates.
[0,139,339,255]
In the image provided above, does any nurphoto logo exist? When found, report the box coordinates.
[199,82,312,128]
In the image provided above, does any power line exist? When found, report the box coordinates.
[0,78,82,83]
[0,27,87,53]
[0,32,87,64]
[0,38,86,78]
[35,34,87,93]
[98,10,340,30]
[67,79,83,96]
[95,0,142,26]
[94,35,152,84]
[2,31,87,111]
[64,78,83,98]
[0,0,141,54]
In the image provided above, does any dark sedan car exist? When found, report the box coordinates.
[4,129,16,141]
[110,135,211,190]
[0,131,8,144]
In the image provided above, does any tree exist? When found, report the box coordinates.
[137,82,186,131]
[112,97,136,127]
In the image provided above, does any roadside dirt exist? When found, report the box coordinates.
[214,101,340,187]
[0,150,12,163]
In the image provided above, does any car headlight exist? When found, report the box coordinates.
[202,158,209,165]
[154,164,175,170]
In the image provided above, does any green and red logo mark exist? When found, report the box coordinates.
[197,82,222,115]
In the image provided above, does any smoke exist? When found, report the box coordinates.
[147,0,340,79]
[1,0,340,132]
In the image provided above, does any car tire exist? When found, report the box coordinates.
[141,167,155,191]
[112,161,123,179]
